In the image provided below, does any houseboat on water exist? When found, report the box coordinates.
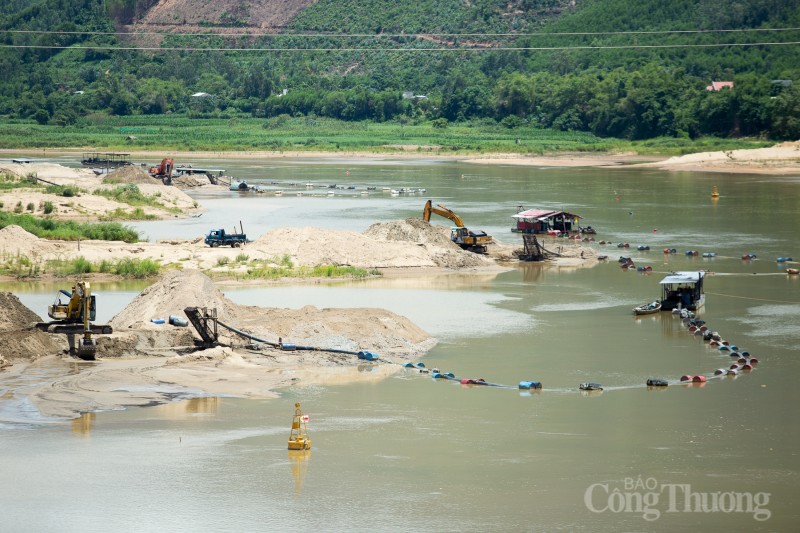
[659,271,706,311]
[511,208,583,235]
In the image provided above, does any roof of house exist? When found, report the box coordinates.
[706,81,734,91]
[512,209,581,220]
[659,271,706,285]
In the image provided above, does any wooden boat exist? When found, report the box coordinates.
[633,301,662,315]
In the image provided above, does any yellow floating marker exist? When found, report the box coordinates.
[711,185,720,198]
[288,402,311,450]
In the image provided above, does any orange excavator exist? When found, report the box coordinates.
[422,200,493,253]
[149,158,175,184]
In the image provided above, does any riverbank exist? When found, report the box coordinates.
[5,141,798,174]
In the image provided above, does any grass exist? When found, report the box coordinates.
[0,211,140,242]
[94,184,181,214]
[207,254,379,281]
[0,115,773,155]
[43,256,161,278]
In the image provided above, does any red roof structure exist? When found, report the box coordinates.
[706,81,734,91]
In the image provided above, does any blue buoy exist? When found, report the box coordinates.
[519,381,542,390]
[358,351,379,361]
[150,318,165,324]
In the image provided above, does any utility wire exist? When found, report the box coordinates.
[3,27,800,37]
[1,42,798,52]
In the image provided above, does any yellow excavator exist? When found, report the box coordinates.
[37,281,112,360]
[422,200,493,253]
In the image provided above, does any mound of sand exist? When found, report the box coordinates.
[110,269,238,330]
[364,217,456,247]
[107,269,435,359]
[0,292,64,361]
[251,227,438,268]
[236,304,435,358]
[250,221,495,269]
[0,225,52,257]
[102,165,157,185]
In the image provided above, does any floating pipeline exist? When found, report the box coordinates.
[213,308,760,396]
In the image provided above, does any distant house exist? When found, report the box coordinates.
[402,91,428,101]
[706,81,734,91]
[191,92,211,98]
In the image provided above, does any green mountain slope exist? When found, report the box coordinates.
[0,0,797,141]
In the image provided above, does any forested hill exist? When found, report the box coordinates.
[1,0,798,140]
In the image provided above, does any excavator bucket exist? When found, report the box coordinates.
[76,337,97,361]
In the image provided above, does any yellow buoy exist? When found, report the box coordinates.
[288,402,311,450]
[711,185,720,198]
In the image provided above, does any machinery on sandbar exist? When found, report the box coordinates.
[422,199,493,253]
[36,281,112,360]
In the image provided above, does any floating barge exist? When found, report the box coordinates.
[81,152,132,167]
[511,208,583,235]
[659,271,706,311]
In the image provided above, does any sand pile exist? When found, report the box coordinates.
[236,304,435,358]
[0,225,52,257]
[110,269,238,330]
[106,269,435,359]
[364,217,456,247]
[0,292,64,362]
[251,227,438,268]
[250,222,495,269]
[102,165,156,185]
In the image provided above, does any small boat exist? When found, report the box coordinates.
[634,301,661,315]
[230,179,248,191]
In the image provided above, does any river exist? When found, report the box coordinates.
[1,157,799,531]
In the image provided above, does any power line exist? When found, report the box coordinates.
[1,42,798,52]
[2,27,800,38]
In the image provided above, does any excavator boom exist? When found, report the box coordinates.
[423,200,466,227]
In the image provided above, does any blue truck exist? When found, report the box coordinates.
[205,223,246,247]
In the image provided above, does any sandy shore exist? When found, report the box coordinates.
[4,142,799,174]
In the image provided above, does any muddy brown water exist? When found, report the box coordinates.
[2,159,799,530]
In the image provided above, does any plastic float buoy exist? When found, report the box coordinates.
[777,257,793,262]
[714,368,726,375]
[742,364,753,371]
[738,357,748,364]
[432,372,455,379]
[741,253,757,260]
[719,345,730,351]
[711,185,720,198]
[357,351,379,361]
[680,375,693,382]
[685,250,698,256]
[692,375,707,383]
[638,245,650,251]
[287,403,311,451]
[646,379,669,387]
[730,363,741,370]
[741,351,750,357]
[519,381,542,390]
[749,357,759,364]
[579,383,603,391]
[727,369,739,376]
